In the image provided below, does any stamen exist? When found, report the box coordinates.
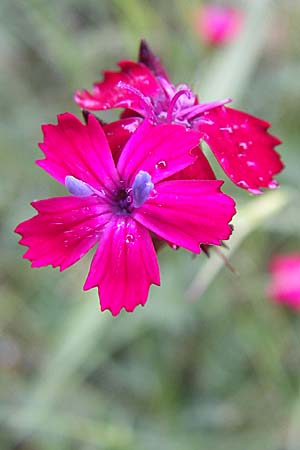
[117,81,156,121]
[179,98,232,120]
[65,176,94,197]
[166,89,192,123]
[132,170,154,208]
[65,176,111,204]
[158,76,176,99]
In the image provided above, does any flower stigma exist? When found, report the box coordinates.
[132,170,154,208]
[65,175,94,197]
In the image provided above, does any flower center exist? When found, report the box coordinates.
[115,170,154,214]
[117,81,156,122]
[65,171,153,215]
[114,185,133,214]
[166,89,193,123]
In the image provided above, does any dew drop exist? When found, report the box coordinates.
[248,188,262,195]
[247,161,256,167]
[155,160,167,169]
[125,234,135,244]
[171,244,179,250]
[238,142,248,150]
[220,126,233,134]
[123,121,139,133]
[268,180,278,189]
[237,180,249,189]
[149,188,158,199]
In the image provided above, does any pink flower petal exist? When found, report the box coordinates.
[37,113,119,192]
[196,106,283,192]
[74,61,160,112]
[117,120,201,185]
[195,6,243,46]
[169,146,215,181]
[15,196,112,271]
[134,179,235,253]
[102,117,142,163]
[268,254,300,310]
[84,217,160,315]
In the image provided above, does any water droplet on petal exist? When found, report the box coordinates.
[149,188,158,199]
[268,180,278,189]
[220,126,233,134]
[247,161,256,167]
[238,142,248,150]
[155,160,167,169]
[125,234,135,244]
[248,188,262,195]
[237,180,249,189]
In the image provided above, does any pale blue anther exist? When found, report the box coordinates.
[132,170,154,208]
[65,175,94,197]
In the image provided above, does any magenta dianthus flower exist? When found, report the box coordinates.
[15,114,235,315]
[194,5,244,47]
[267,254,300,311]
[75,40,283,195]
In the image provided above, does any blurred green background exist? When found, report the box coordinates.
[1,0,300,449]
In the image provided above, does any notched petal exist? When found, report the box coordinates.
[15,196,111,271]
[134,179,236,253]
[84,217,160,315]
[74,60,160,114]
[196,106,284,193]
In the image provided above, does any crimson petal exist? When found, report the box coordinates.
[84,217,160,315]
[37,113,119,193]
[169,146,215,181]
[117,120,200,185]
[102,117,142,163]
[134,179,235,253]
[15,196,112,271]
[74,60,160,113]
[196,106,283,193]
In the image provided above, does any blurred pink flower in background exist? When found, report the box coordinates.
[194,4,244,46]
[267,254,300,310]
